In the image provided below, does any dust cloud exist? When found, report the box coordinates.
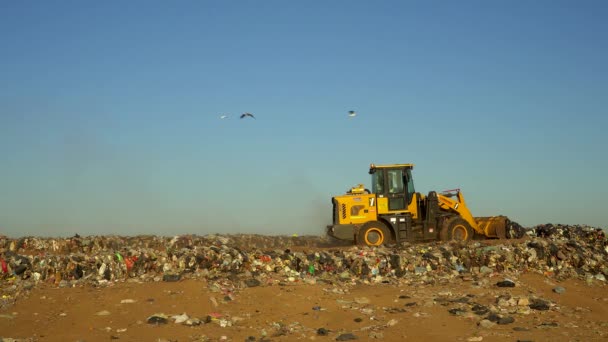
[235,170,334,238]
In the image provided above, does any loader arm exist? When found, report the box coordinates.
[437,190,483,234]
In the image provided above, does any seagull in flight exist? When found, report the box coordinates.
[348,110,357,118]
[240,112,256,119]
[219,114,229,119]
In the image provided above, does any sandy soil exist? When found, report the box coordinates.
[0,270,607,342]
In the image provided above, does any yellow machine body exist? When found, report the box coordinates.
[328,163,511,245]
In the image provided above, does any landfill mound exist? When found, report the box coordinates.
[0,224,606,310]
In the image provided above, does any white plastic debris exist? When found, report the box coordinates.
[172,313,189,324]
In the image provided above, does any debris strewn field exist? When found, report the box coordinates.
[0,224,606,341]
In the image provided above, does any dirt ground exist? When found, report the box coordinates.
[0,271,607,342]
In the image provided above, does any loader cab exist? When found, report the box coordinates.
[369,164,416,212]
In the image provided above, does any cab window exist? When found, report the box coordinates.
[387,169,404,194]
[371,170,384,194]
[406,169,415,199]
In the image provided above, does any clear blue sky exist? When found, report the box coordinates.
[1,1,607,237]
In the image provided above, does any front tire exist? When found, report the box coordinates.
[357,221,391,247]
[440,217,474,242]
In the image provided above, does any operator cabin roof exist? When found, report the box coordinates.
[369,163,414,169]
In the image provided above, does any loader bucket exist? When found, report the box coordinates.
[474,215,510,239]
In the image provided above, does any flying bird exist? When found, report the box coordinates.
[240,112,256,119]
[348,110,357,118]
[219,114,229,119]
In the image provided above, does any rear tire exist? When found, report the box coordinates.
[440,217,474,242]
[357,221,391,247]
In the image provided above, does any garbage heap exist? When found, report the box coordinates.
[531,223,607,241]
[0,224,606,304]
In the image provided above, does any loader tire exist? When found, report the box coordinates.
[357,221,391,247]
[440,217,474,243]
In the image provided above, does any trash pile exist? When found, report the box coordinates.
[531,223,606,241]
[0,224,606,308]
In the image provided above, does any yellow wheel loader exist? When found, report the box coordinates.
[327,163,517,246]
